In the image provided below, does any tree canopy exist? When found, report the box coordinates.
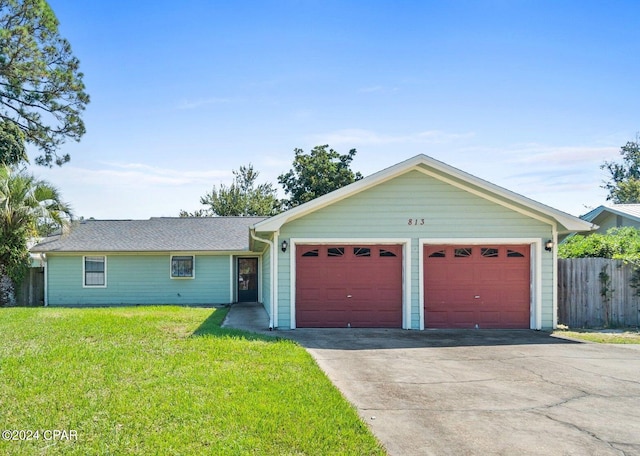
[559,227,640,263]
[0,119,26,165]
[0,0,89,166]
[0,165,71,304]
[278,145,363,208]
[601,137,640,203]
[181,164,281,217]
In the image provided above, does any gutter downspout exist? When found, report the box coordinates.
[41,253,48,307]
[250,229,276,330]
[551,225,558,330]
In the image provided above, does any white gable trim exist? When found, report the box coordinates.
[413,167,557,228]
[253,155,594,234]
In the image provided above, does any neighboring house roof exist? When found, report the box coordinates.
[581,204,640,224]
[31,217,267,253]
[252,154,596,235]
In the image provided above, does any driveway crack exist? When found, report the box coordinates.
[534,411,630,456]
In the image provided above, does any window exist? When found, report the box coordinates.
[454,248,472,257]
[507,249,525,258]
[380,249,398,257]
[84,256,106,287]
[327,247,345,257]
[171,255,194,278]
[354,247,371,257]
[428,250,446,258]
[301,249,319,257]
[481,248,499,257]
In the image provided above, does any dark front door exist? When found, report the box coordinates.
[238,258,258,302]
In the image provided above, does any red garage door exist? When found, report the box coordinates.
[296,245,403,328]
[424,245,530,329]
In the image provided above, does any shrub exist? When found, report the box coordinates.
[559,226,640,262]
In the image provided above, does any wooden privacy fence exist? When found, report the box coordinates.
[558,258,640,328]
[15,267,45,306]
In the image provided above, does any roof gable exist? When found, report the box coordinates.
[582,204,640,224]
[253,154,595,234]
[31,217,267,253]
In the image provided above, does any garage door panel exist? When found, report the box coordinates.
[296,244,403,328]
[304,313,347,328]
[424,244,531,329]
[376,290,402,303]
[326,287,348,300]
[450,311,476,327]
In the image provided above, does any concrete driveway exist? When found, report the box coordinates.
[287,329,640,456]
[223,305,640,455]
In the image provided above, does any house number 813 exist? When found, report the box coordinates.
[408,218,425,226]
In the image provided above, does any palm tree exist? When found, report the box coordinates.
[0,165,71,305]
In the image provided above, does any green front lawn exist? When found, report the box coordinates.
[0,307,385,455]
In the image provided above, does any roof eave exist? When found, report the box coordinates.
[582,205,640,225]
[253,154,593,234]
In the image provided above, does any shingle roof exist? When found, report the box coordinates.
[31,217,267,253]
[609,204,640,219]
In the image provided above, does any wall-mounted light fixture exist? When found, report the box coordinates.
[545,240,554,252]
[281,240,288,253]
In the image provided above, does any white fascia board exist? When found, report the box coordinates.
[253,154,596,234]
[412,157,596,233]
[253,155,429,232]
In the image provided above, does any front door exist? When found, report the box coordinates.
[238,258,258,302]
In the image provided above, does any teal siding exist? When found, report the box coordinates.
[277,170,555,329]
[47,254,232,306]
[592,212,640,234]
[593,213,618,233]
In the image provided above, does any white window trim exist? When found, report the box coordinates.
[83,255,107,288]
[170,254,196,280]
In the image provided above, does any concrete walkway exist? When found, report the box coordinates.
[223,304,640,455]
[221,302,273,334]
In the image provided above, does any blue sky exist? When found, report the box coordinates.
[29,0,640,219]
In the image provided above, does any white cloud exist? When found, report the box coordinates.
[503,143,619,167]
[32,162,235,219]
[101,162,231,185]
[310,128,475,146]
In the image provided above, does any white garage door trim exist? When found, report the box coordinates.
[419,238,543,330]
[289,238,412,329]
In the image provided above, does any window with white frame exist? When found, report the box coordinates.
[84,256,106,287]
[171,255,194,278]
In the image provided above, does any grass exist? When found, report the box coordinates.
[0,306,385,455]
[553,328,640,344]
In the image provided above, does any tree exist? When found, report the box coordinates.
[0,120,26,165]
[178,208,209,218]
[558,226,640,262]
[182,164,281,217]
[601,136,640,203]
[0,0,89,166]
[0,165,71,305]
[278,145,363,208]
